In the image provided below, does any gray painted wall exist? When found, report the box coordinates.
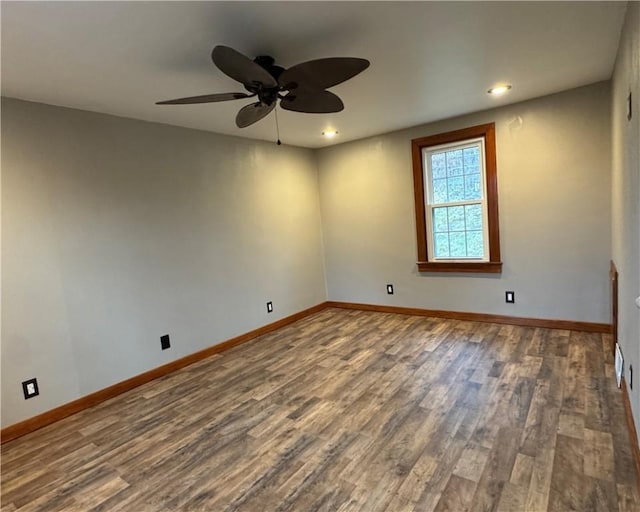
[1,77,620,430]
[317,82,612,323]
[1,98,327,427]
[611,1,640,436]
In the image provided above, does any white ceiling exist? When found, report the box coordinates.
[1,1,627,148]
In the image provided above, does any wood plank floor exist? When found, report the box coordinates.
[2,308,639,511]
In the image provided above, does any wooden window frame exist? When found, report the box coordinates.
[411,123,502,273]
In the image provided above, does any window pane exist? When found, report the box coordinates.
[435,233,450,257]
[433,207,448,232]
[447,205,465,231]
[464,173,482,200]
[447,176,464,202]
[465,204,483,230]
[431,205,485,259]
[449,232,467,257]
[432,178,448,204]
[467,230,484,257]
[463,147,480,174]
[431,153,447,179]
[446,150,463,177]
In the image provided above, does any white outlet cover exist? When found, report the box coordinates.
[635,296,640,309]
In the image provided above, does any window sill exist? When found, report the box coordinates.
[417,261,503,273]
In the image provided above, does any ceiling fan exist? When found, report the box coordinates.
[157,46,370,129]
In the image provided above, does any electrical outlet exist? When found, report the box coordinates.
[160,334,170,350]
[22,378,39,400]
[505,291,515,303]
[386,284,394,295]
[266,301,273,313]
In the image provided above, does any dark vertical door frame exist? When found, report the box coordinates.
[610,260,618,357]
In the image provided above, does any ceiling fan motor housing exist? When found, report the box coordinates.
[253,56,284,80]
[246,56,289,105]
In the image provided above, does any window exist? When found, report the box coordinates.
[411,123,501,273]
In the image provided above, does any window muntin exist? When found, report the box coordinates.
[424,138,489,261]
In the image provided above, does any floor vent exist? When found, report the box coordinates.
[615,343,624,388]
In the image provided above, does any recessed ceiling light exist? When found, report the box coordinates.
[488,84,512,96]
[322,130,338,138]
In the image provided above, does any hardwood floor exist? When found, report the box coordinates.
[1,308,638,511]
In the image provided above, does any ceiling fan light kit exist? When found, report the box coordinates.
[157,45,369,131]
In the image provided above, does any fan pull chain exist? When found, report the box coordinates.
[275,106,282,146]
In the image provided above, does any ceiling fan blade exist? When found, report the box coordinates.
[212,46,277,88]
[156,92,252,105]
[236,101,276,128]
[280,90,344,114]
[279,58,369,91]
